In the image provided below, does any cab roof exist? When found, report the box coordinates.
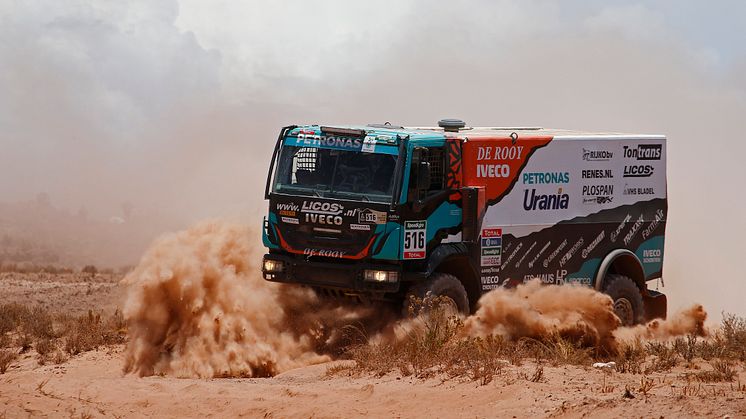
[293,124,665,142]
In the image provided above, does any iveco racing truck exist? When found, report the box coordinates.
[261,120,667,325]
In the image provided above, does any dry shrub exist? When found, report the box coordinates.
[689,360,737,383]
[0,349,17,373]
[0,303,28,334]
[644,342,678,374]
[614,341,645,374]
[35,338,56,365]
[673,334,698,364]
[63,310,125,355]
[721,313,746,361]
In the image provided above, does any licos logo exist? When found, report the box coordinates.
[301,201,344,225]
[623,144,662,160]
[523,188,569,211]
[623,165,655,178]
[522,172,569,184]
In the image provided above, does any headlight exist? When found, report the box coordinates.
[363,269,399,283]
[263,259,284,273]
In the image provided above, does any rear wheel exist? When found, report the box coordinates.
[603,274,645,326]
[403,272,469,316]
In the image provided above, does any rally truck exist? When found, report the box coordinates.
[261,120,668,325]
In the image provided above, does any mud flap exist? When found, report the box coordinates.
[643,289,667,322]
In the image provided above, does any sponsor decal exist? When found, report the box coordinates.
[524,269,568,285]
[543,239,568,268]
[477,145,525,160]
[281,216,299,225]
[515,241,537,269]
[566,277,592,285]
[522,172,570,184]
[350,223,371,231]
[581,230,605,259]
[480,228,502,267]
[623,214,645,246]
[610,214,631,243]
[623,144,662,160]
[464,137,553,203]
[642,208,665,240]
[475,145,526,178]
[523,188,569,211]
[477,164,510,178]
[528,241,551,269]
[501,241,521,270]
[292,133,364,151]
[559,237,584,268]
[581,184,614,205]
[623,165,655,178]
[481,274,501,291]
[642,248,662,264]
[582,148,613,161]
[581,169,613,179]
[301,201,344,225]
[358,208,387,225]
[303,248,346,258]
[276,202,300,217]
[403,220,427,259]
[623,184,655,195]
[361,136,376,153]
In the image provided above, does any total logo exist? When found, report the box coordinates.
[623,165,655,178]
[623,144,662,161]
[523,188,569,211]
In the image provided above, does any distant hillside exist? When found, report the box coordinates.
[0,195,183,269]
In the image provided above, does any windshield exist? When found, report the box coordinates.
[273,145,398,203]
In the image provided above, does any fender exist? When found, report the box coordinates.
[594,249,646,292]
[422,243,470,277]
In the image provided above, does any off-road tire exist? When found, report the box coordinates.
[403,272,469,316]
[603,274,645,326]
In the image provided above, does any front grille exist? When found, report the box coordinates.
[293,265,356,287]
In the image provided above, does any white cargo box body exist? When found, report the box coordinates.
[460,129,667,291]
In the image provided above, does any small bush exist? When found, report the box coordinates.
[0,349,17,373]
[81,265,98,276]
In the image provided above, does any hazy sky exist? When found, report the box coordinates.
[1,1,744,317]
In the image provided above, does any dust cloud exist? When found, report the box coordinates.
[123,221,709,378]
[463,280,620,353]
[122,220,390,378]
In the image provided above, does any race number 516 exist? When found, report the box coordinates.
[404,220,427,259]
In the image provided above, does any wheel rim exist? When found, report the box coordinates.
[614,297,634,326]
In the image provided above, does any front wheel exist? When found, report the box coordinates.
[603,274,645,326]
[403,272,469,316]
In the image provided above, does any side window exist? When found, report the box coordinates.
[409,147,446,201]
[425,147,445,194]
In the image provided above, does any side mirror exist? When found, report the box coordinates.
[416,161,431,196]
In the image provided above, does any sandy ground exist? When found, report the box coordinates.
[1,273,745,418]
[0,272,124,316]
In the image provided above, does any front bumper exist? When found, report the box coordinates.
[261,253,400,294]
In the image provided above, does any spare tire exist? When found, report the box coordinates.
[603,274,645,326]
[404,272,469,316]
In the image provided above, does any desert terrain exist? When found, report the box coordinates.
[1,222,745,418]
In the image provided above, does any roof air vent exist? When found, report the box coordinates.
[438,118,466,132]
